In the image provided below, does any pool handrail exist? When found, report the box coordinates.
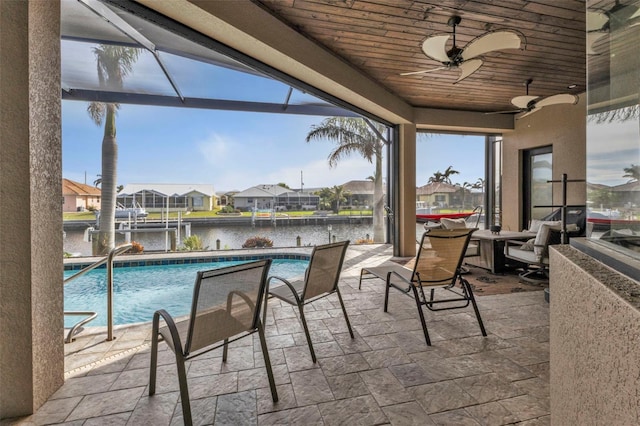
[64,243,133,343]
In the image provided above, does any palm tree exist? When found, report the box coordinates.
[331,185,349,213]
[316,187,334,211]
[461,181,473,209]
[428,171,445,184]
[473,177,485,193]
[623,164,640,182]
[306,117,385,242]
[442,166,460,184]
[427,166,459,184]
[87,45,140,255]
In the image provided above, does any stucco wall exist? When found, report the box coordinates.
[0,0,63,417]
[550,244,640,424]
[502,95,587,232]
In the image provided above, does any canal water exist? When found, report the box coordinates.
[63,222,419,256]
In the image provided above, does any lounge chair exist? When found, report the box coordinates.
[359,228,486,346]
[504,221,564,283]
[149,259,277,426]
[264,241,352,363]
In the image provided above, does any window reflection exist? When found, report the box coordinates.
[587,0,640,256]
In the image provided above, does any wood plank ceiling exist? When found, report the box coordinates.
[255,0,588,114]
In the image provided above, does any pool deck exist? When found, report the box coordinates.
[10,244,549,425]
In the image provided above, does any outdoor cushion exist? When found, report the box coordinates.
[528,219,561,233]
[441,218,467,229]
[521,238,536,251]
[534,223,560,256]
[507,246,547,264]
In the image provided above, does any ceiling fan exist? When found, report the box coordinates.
[486,79,579,119]
[401,16,525,83]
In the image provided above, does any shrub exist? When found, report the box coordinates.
[182,235,207,251]
[128,241,144,253]
[242,236,273,248]
[354,238,374,245]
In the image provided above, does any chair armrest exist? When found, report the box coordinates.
[153,309,184,355]
[267,275,302,303]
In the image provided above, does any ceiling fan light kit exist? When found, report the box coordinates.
[401,16,526,83]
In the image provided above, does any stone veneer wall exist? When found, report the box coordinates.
[550,245,640,424]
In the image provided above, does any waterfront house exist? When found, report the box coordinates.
[341,179,377,209]
[62,178,101,212]
[116,183,218,212]
[416,182,458,209]
[233,184,320,211]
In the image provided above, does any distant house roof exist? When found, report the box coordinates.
[234,184,294,198]
[119,183,216,197]
[63,178,101,196]
[416,182,458,195]
[342,180,374,194]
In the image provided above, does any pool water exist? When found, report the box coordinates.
[63,259,308,327]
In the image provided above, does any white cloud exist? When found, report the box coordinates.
[198,133,231,163]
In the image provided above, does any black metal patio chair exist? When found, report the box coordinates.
[359,228,486,346]
[264,240,352,363]
[149,259,277,426]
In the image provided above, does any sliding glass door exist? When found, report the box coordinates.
[523,146,553,228]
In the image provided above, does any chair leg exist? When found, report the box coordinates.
[383,277,391,312]
[461,277,487,337]
[297,304,317,363]
[149,318,159,396]
[335,287,354,338]
[257,320,278,402]
[222,338,229,362]
[175,355,192,426]
[411,285,431,346]
[358,269,365,290]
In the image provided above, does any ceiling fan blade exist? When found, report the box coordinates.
[587,10,609,31]
[511,95,539,109]
[421,35,451,63]
[455,59,483,83]
[517,108,540,119]
[587,31,608,54]
[461,31,523,61]
[399,66,446,76]
[484,109,524,115]
[536,94,579,108]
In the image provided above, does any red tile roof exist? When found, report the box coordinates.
[62,178,101,196]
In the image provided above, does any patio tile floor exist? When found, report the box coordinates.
[4,244,549,425]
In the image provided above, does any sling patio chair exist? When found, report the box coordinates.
[149,259,277,426]
[359,228,486,346]
[264,240,353,363]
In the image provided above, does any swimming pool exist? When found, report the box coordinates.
[63,258,308,327]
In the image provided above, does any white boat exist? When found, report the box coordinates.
[115,202,148,219]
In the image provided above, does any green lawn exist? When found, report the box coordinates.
[63,209,375,221]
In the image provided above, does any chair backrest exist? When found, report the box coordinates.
[302,240,349,300]
[466,205,483,229]
[413,229,473,286]
[185,259,271,354]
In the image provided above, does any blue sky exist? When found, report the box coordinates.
[62,100,486,192]
[62,37,485,193]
